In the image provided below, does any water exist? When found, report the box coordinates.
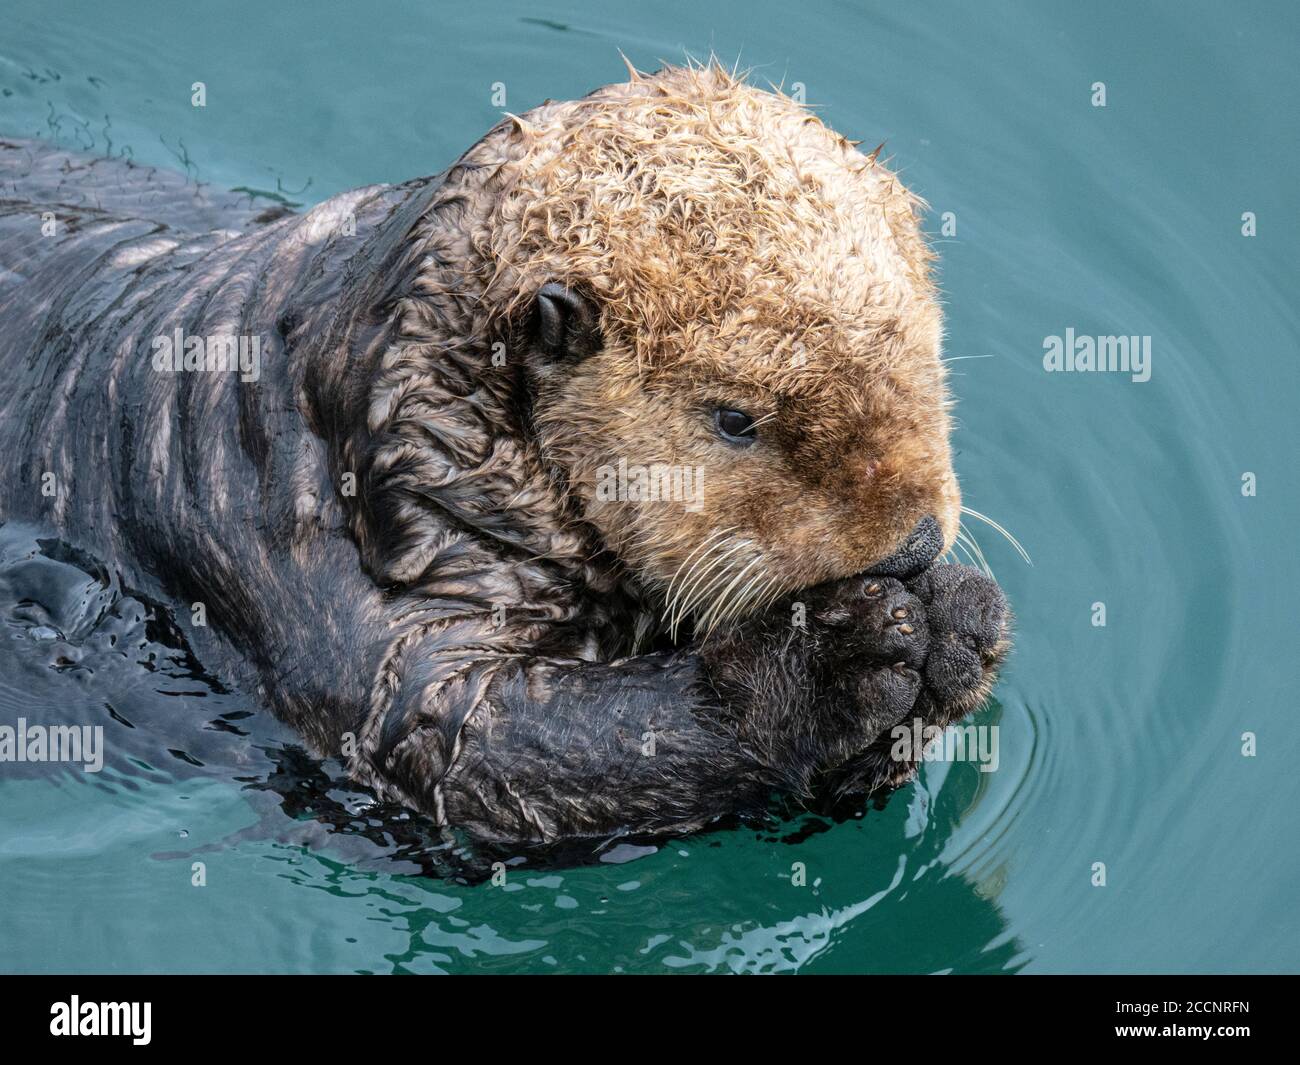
[2,0,1297,973]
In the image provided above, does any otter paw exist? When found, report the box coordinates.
[848,656,925,734]
[905,563,1010,720]
[802,575,936,736]
[810,574,931,671]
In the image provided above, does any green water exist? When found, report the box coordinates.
[1,0,1297,973]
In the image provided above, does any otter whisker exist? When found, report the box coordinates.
[960,505,1032,565]
[722,563,770,628]
[664,528,731,608]
[965,527,995,579]
[678,537,751,607]
[698,553,765,638]
[754,573,783,619]
[745,410,781,432]
[672,539,753,635]
[664,529,734,617]
[749,567,784,615]
[670,538,737,624]
[759,573,787,613]
[668,535,750,638]
[951,536,973,566]
[956,523,994,580]
[744,567,776,616]
[952,533,986,578]
[699,550,767,633]
[674,545,744,634]
[955,524,990,575]
[954,536,977,569]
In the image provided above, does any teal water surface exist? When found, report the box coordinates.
[1,0,1297,973]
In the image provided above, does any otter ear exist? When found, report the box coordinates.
[533,283,602,361]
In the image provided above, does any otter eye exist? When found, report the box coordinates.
[713,408,758,446]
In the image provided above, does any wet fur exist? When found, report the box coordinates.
[0,63,1009,852]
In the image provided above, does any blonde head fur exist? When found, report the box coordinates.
[407,61,961,633]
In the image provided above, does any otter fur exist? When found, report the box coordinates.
[0,63,1009,850]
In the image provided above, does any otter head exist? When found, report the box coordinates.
[476,63,959,633]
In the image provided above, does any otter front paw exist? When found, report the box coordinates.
[808,575,933,735]
[802,563,1010,800]
[702,574,939,775]
[905,563,1011,725]
[698,564,1011,801]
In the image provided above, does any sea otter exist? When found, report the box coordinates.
[0,62,1009,850]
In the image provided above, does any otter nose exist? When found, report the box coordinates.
[866,515,943,581]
